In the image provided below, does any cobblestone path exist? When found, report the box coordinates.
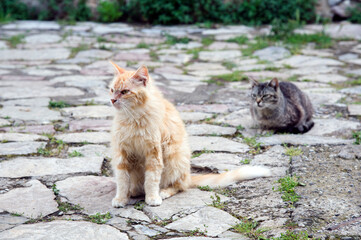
[0,21,360,239]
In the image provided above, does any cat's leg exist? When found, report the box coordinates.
[129,169,144,198]
[112,150,130,208]
[160,173,190,199]
[144,145,163,206]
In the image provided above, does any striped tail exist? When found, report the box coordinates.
[191,166,271,188]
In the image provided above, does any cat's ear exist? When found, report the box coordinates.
[131,65,149,87]
[268,78,279,90]
[109,60,126,75]
[249,76,259,87]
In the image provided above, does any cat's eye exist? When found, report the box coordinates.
[251,94,257,98]
[110,88,114,93]
[121,89,129,95]
[263,94,272,98]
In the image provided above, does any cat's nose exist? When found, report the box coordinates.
[111,99,117,104]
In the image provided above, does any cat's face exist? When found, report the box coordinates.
[108,61,149,110]
[250,78,279,109]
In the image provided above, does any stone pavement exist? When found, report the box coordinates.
[0,21,360,239]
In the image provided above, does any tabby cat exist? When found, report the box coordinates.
[109,61,271,207]
[250,77,314,134]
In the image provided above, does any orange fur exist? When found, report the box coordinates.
[109,62,271,207]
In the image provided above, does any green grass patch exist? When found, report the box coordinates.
[68,150,83,157]
[134,201,145,211]
[57,201,83,213]
[222,61,237,70]
[233,219,268,239]
[227,35,248,45]
[87,212,112,224]
[201,37,214,46]
[349,78,361,86]
[198,185,213,191]
[287,75,298,82]
[243,137,261,154]
[186,48,202,60]
[284,146,303,157]
[191,149,214,158]
[240,158,251,164]
[48,100,70,109]
[242,38,269,56]
[211,71,248,83]
[70,44,90,58]
[165,35,191,45]
[6,34,25,48]
[273,176,301,207]
[272,230,308,240]
[209,193,225,209]
[352,131,361,145]
[52,184,59,195]
[136,42,150,49]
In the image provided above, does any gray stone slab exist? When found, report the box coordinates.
[253,46,290,61]
[177,104,229,114]
[56,132,110,143]
[300,74,347,83]
[0,118,10,127]
[76,49,114,59]
[338,53,358,61]
[0,106,63,123]
[0,125,55,134]
[251,145,288,168]
[306,118,360,136]
[0,86,84,99]
[186,124,236,136]
[0,48,70,60]
[277,55,344,67]
[61,105,113,119]
[166,206,239,237]
[215,109,254,129]
[199,50,242,62]
[0,156,103,178]
[0,133,47,142]
[0,214,28,232]
[202,25,254,36]
[2,20,61,30]
[0,141,44,156]
[189,136,250,153]
[180,112,213,122]
[93,23,133,35]
[285,66,336,75]
[348,104,361,116]
[0,220,129,240]
[158,54,192,64]
[68,119,112,131]
[185,62,227,72]
[191,153,244,173]
[24,34,61,44]
[340,86,361,94]
[24,68,72,77]
[0,180,57,218]
[68,144,110,158]
[258,135,353,146]
[50,75,109,88]
[161,73,204,82]
[133,225,160,237]
[56,176,150,222]
[346,68,361,76]
[144,189,228,220]
[207,42,239,50]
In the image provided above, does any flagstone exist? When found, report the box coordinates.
[0,156,103,178]
[253,46,291,61]
[179,112,213,122]
[340,86,361,94]
[0,180,58,218]
[24,34,61,44]
[50,75,109,88]
[199,50,242,62]
[258,135,353,146]
[186,124,236,136]
[0,119,10,127]
[191,153,245,172]
[56,132,111,143]
[306,118,360,136]
[189,136,249,153]
[2,20,61,30]
[277,55,344,68]
[0,132,47,142]
[0,220,129,240]
[76,49,114,59]
[348,104,361,116]
[69,119,112,131]
[93,23,133,35]
[177,104,229,113]
[0,48,70,61]
[207,42,240,50]
[158,54,192,64]
[61,105,113,119]
[166,206,239,237]
[0,141,44,156]
[68,144,110,158]
[299,74,347,83]
[0,214,27,232]
[0,106,63,123]
[1,97,50,107]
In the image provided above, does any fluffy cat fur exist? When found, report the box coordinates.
[109,61,271,207]
[250,77,314,134]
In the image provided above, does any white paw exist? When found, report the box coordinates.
[112,197,128,208]
[146,195,162,206]
[160,190,171,200]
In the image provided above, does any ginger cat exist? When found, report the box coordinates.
[109,61,271,207]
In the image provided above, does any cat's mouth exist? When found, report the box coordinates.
[111,99,117,104]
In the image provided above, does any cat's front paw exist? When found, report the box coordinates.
[145,195,162,206]
[112,197,128,208]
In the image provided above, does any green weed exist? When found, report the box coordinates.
[233,219,268,239]
[242,38,269,56]
[57,201,83,212]
[191,149,214,158]
[48,100,70,109]
[272,230,308,240]
[273,176,301,207]
[70,44,90,58]
[87,212,112,224]
[211,71,248,83]
[198,185,213,191]
[240,158,251,164]
[136,42,150,49]
[68,150,83,157]
[227,35,248,45]
[186,226,208,237]
[6,34,24,48]
[209,193,225,209]
[186,48,202,59]
[352,131,361,145]
[52,184,59,195]
[243,137,261,154]
[201,37,214,46]
[165,35,191,45]
[349,78,361,86]
[284,146,303,157]
[222,61,237,70]
[134,201,145,211]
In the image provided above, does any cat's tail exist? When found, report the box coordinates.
[190,166,271,188]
